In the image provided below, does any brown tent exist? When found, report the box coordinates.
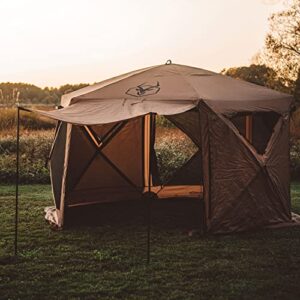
[27,63,296,234]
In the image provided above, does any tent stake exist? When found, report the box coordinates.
[14,106,20,257]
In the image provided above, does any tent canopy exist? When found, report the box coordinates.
[25,62,297,234]
[32,63,293,125]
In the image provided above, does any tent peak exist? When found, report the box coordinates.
[59,62,293,117]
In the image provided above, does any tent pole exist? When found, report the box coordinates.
[14,106,20,257]
[147,113,153,264]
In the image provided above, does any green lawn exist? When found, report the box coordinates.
[1,183,300,299]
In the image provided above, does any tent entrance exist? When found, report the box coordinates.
[151,115,203,198]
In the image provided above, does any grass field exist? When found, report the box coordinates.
[0,183,300,299]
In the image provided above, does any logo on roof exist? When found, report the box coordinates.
[126,81,160,97]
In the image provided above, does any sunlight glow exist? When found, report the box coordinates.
[0,0,285,86]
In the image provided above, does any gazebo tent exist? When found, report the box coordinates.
[30,63,295,234]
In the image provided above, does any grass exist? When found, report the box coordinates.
[0,183,300,299]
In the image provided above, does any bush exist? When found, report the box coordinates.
[155,127,198,183]
[156,115,176,128]
[0,131,54,184]
[0,108,56,133]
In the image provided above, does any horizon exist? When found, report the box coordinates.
[1,0,285,87]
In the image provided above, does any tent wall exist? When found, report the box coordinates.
[49,122,67,209]
[199,102,291,233]
[64,117,144,207]
[49,122,72,227]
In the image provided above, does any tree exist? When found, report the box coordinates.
[221,64,293,93]
[0,83,46,106]
[259,0,300,84]
[57,83,89,97]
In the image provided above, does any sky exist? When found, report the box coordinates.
[0,0,286,87]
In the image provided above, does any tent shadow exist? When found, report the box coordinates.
[64,198,203,231]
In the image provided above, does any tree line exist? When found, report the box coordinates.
[0,83,89,106]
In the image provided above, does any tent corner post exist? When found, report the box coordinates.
[146,193,151,264]
[146,112,155,265]
[14,106,20,257]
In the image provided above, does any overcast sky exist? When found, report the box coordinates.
[0,0,285,87]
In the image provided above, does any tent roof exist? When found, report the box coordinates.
[32,63,294,125]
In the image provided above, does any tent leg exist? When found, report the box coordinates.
[147,195,151,264]
[14,106,20,257]
[147,113,153,264]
